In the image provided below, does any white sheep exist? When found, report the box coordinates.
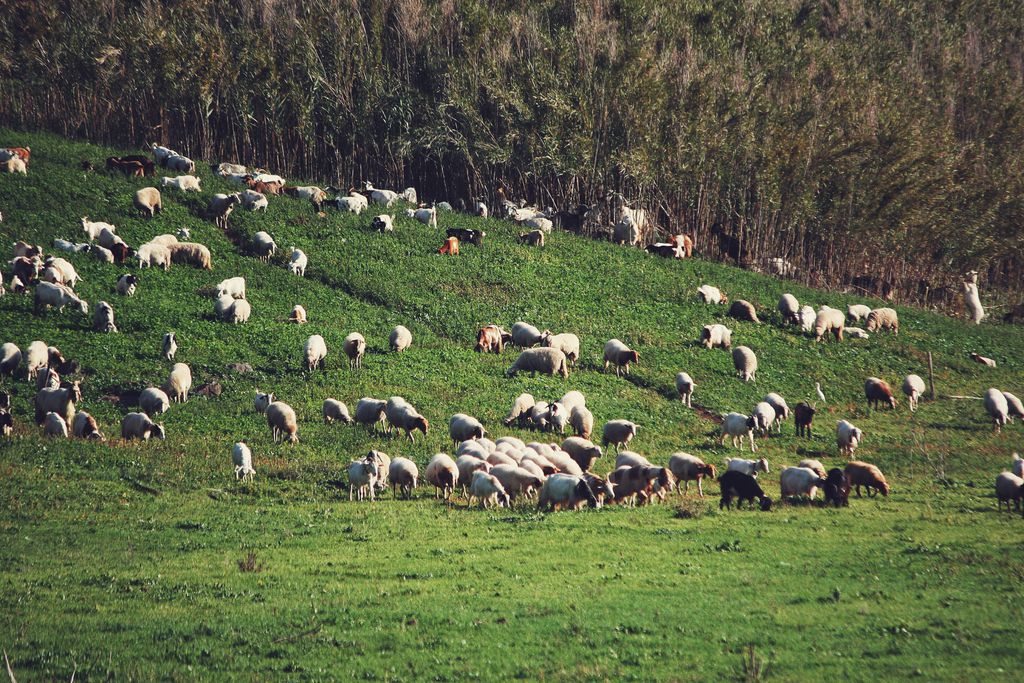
[503,393,536,427]
[93,301,117,333]
[133,188,163,218]
[45,257,82,287]
[389,457,419,498]
[121,412,165,441]
[71,411,104,440]
[34,381,80,426]
[425,453,459,499]
[984,388,1009,433]
[216,277,246,300]
[162,332,177,360]
[449,413,486,446]
[137,242,171,270]
[406,206,438,228]
[726,456,769,477]
[720,413,757,451]
[233,442,255,481]
[540,332,580,365]
[24,340,47,380]
[252,232,277,261]
[322,399,352,424]
[490,464,543,500]
[837,420,863,456]
[667,453,716,497]
[290,305,307,324]
[601,419,638,452]
[799,305,816,332]
[254,391,275,414]
[42,412,68,438]
[348,455,380,501]
[164,363,192,403]
[343,332,366,369]
[902,374,926,411]
[34,282,88,316]
[814,307,845,342]
[762,392,789,432]
[384,397,429,442]
[732,346,757,382]
[697,285,727,304]
[167,242,212,269]
[304,335,328,371]
[0,342,22,377]
[81,217,115,240]
[224,299,251,324]
[506,348,569,378]
[537,473,598,510]
[389,325,412,352]
[778,293,800,324]
[138,387,170,416]
[1004,392,1024,422]
[371,214,395,232]
[847,304,871,321]
[995,471,1024,512]
[511,322,546,347]
[337,193,368,214]
[865,308,899,334]
[676,372,695,407]
[161,175,202,192]
[779,467,826,500]
[288,248,307,277]
[751,401,776,435]
[266,401,298,443]
[469,470,510,508]
[603,339,639,376]
[844,327,870,339]
[699,324,732,349]
[569,405,594,439]
[354,398,388,433]
[1012,453,1024,478]
[241,190,268,212]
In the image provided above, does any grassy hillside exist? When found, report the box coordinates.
[0,129,1022,681]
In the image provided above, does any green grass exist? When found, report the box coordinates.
[1,129,1022,681]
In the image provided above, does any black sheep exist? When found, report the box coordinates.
[823,468,849,508]
[718,470,772,511]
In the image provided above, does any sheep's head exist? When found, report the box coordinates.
[152,424,166,440]
[77,300,89,315]
[759,496,773,511]
[757,457,769,473]
[414,416,429,435]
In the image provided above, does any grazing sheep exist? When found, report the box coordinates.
[34,381,81,426]
[304,335,328,371]
[601,419,638,452]
[389,325,412,352]
[569,405,594,439]
[603,339,639,376]
[288,247,307,277]
[1004,392,1024,422]
[44,257,82,287]
[823,468,849,507]
[844,327,870,339]
[167,242,212,270]
[728,300,760,324]
[456,455,491,494]
[794,402,815,437]
[0,342,21,377]
[389,457,419,499]
[609,465,673,506]
[561,436,603,472]
[503,393,536,427]
[903,375,925,411]
[984,388,1009,433]
[336,193,368,214]
[162,332,177,360]
[164,363,192,403]
[449,413,486,446]
[761,393,789,432]
[506,348,569,378]
[697,285,728,304]
[322,399,352,424]
[42,412,69,438]
[519,230,544,246]
[720,413,757,451]
[778,294,800,324]
[165,154,195,173]
[240,189,268,212]
[266,401,298,444]
[71,411,103,440]
[970,352,996,368]
[469,470,510,508]
[537,474,598,511]
[799,305,816,332]
[162,174,202,192]
[425,453,460,500]
[732,346,757,382]
[53,239,91,254]
[35,366,60,391]
[90,245,114,263]
[668,453,717,497]
[93,301,117,333]
[348,455,380,501]
[80,218,113,242]
[814,307,845,342]
[343,332,366,369]
[699,324,732,349]
[844,461,889,497]
[121,412,165,441]
[963,280,985,325]
[289,305,307,324]
[995,471,1024,513]
[34,282,88,316]
[614,451,652,469]
[718,470,772,511]
[133,188,162,218]
[865,377,897,410]
[798,459,827,478]
[490,465,543,500]
[138,387,170,416]
[726,457,770,477]
[511,322,547,347]
[216,277,246,300]
[137,242,171,270]
[116,274,138,297]
[779,467,827,501]
[232,442,255,482]
[847,304,872,322]
[407,206,438,228]
[751,402,776,435]
[252,232,277,261]
[865,307,899,334]
[539,332,580,365]
[354,398,388,434]
[837,420,863,457]
[475,325,507,354]
[371,214,395,232]
[384,397,429,442]
[24,341,47,380]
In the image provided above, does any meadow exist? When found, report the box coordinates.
[1,130,1022,680]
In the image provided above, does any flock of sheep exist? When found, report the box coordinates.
[1,141,1021,516]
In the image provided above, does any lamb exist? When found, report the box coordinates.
[697,285,727,304]
[475,325,507,354]
[348,455,380,501]
[814,307,845,342]
[844,327,870,339]
[252,232,277,261]
[343,332,366,369]
[844,304,871,323]
[137,242,171,270]
[289,305,307,324]
[778,294,800,324]
[304,335,328,371]
[728,300,760,324]
[162,332,177,360]
[561,436,603,472]
[717,470,772,511]
[214,162,247,176]
[970,352,996,368]
[601,419,638,452]
[537,473,598,510]
[984,388,1009,433]
[779,467,827,501]
[34,282,88,316]
[164,363,192,403]
[90,245,114,263]
[511,322,547,347]
[667,453,717,497]
[865,377,897,410]
[844,461,889,497]
[321,399,351,424]
[609,465,673,506]
[1004,392,1024,422]
[836,420,863,457]
[42,412,69,438]
[53,239,91,254]
[167,242,212,270]
[71,411,104,440]
[794,402,815,437]
[240,189,268,212]
[133,188,162,218]
[139,387,171,416]
[603,339,639,376]
[506,348,569,378]
[865,307,899,334]
[503,393,536,427]
[371,214,395,232]
[490,465,543,500]
[823,468,849,507]
[425,453,460,500]
[162,174,202,192]
[468,470,510,508]
[751,402,776,435]
[699,324,732,349]
[720,413,757,451]
[336,192,368,214]
[266,401,298,443]
[216,277,246,300]
[116,274,138,297]
[389,325,412,352]
[799,305,816,332]
[121,412,166,441]
[45,257,82,287]
[449,413,486,446]
[388,457,419,499]
[150,144,176,164]
[93,301,117,333]
[354,398,388,433]
[569,405,594,439]
[0,343,21,377]
[288,247,307,277]
[384,396,429,442]
[539,332,580,365]
[963,280,985,325]
[732,346,757,382]
[232,442,255,482]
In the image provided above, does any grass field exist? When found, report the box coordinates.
[1,129,1022,681]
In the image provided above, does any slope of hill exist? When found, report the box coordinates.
[0,130,1022,680]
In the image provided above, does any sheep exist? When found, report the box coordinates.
[751,402,776,435]
[511,322,547,347]
[561,436,603,472]
[34,282,88,316]
[304,335,328,371]
[668,453,717,497]
[475,325,507,354]
[558,390,586,413]
[503,393,536,427]
[1004,392,1024,422]
[777,293,800,324]
[601,419,638,452]
[614,451,652,469]
[761,393,789,432]
[697,285,727,304]
[389,325,412,352]
[343,332,366,369]
[728,300,760,324]
[844,461,889,497]
[354,398,388,434]
[288,247,307,277]
[266,401,298,444]
[214,162,247,176]
[984,388,1009,433]
[506,348,569,378]
[1014,453,1024,478]
[970,352,996,368]
[162,174,202,192]
[0,343,21,377]
[93,301,117,333]
[539,332,580,365]
[71,411,103,440]
[0,156,27,174]
[254,391,275,414]
[456,454,491,493]
[167,242,212,270]
[53,239,90,254]
[779,467,827,501]
[45,257,82,287]
[121,412,166,441]
[814,307,845,342]
[821,468,850,507]
[603,339,639,376]
[468,470,510,508]
[150,144,176,164]
[794,402,815,437]
[726,456,770,478]
[322,399,352,424]
[799,305,816,332]
[42,412,69,438]
[844,327,870,340]
[346,454,379,501]
[290,305,307,324]
[139,387,170,416]
[387,457,418,499]
[405,206,438,228]
[216,277,246,300]
[425,453,460,500]
[231,442,255,482]
[162,332,177,360]
[528,402,554,430]
[35,366,60,391]
[862,377,896,410]
[449,413,486,446]
[252,232,277,261]
[699,324,732,350]
[798,459,827,478]
[137,242,171,270]
[116,274,138,297]
[164,363,192,403]
[717,470,772,511]
[720,413,757,451]
[609,465,673,506]
[837,420,863,457]
[519,230,544,246]
[133,188,162,218]
[963,281,985,325]
[23,341,47,380]
[384,396,429,442]
[336,193,368,214]
[537,473,598,510]
[612,214,640,246]
[847,304,871,322]
[520,215,553,233]
[995,472,1024,513]
[371,214,395,232]
[732,346,758,382]
[865,307,899,334]
[165,154,195,173]
[490,465,543,500]
[240,189,268,212]
[569,405,594,439]
[90,245,114,263]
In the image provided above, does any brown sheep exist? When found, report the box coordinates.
[844,461,889,497]
[728,300,761,323]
